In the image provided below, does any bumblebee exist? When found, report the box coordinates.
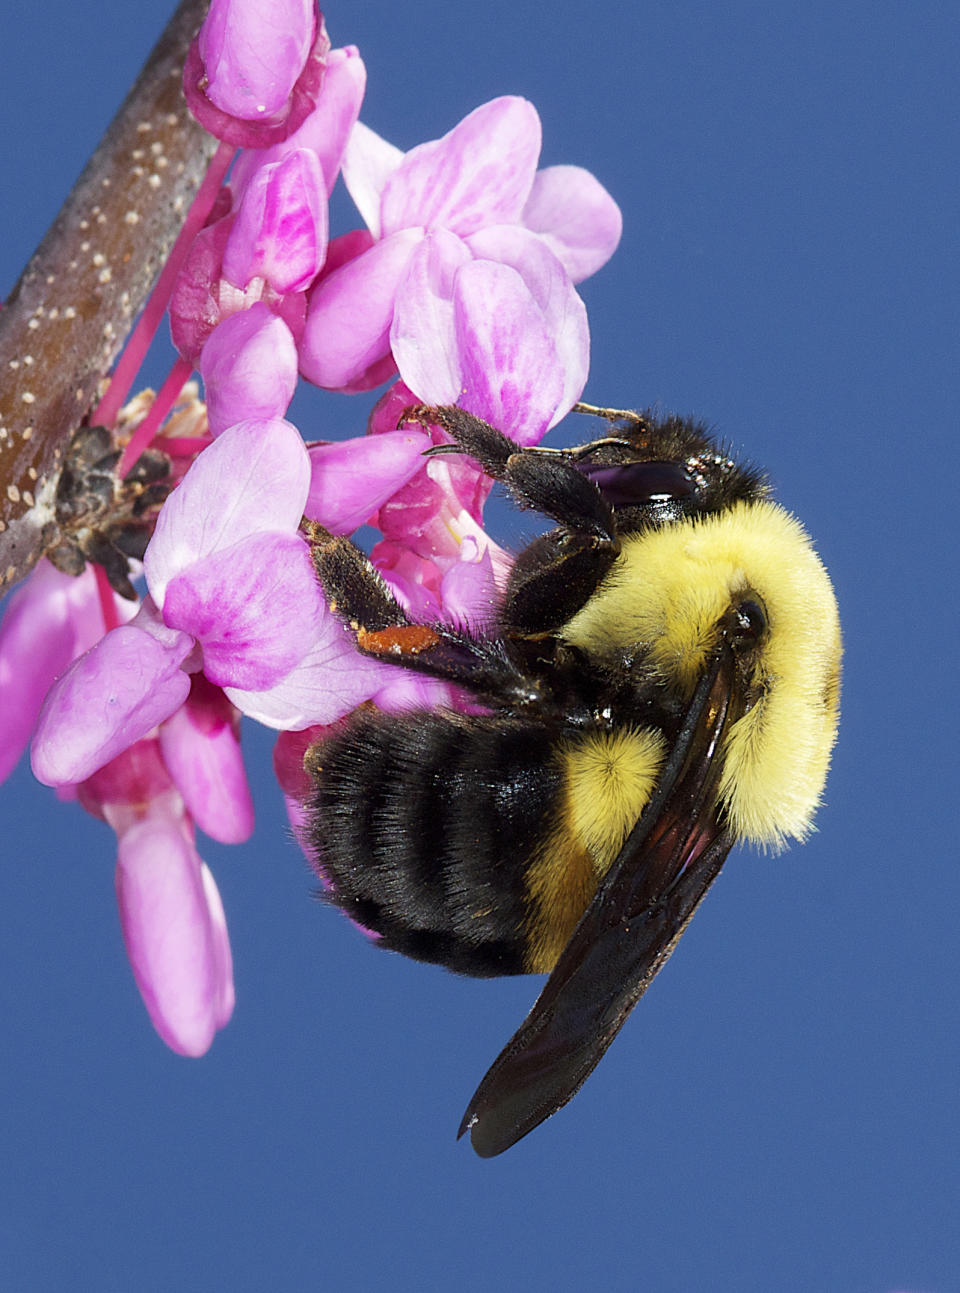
[303,402,841,1157]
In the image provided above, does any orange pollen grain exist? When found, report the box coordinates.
[357,625,441,657]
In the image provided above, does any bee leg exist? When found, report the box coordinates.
[401,405,618,546]
[571,401,649,431]
[304,521,410,632]
[304,521,545,708]
[502,528,621,636]
[400,407,623,636]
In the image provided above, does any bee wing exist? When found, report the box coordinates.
[459,647,741,1158]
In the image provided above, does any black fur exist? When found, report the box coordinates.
[307,708,565,976]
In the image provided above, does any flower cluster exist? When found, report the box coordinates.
[0,0,621,1055]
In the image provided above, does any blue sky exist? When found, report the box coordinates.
[1,2,957,1290]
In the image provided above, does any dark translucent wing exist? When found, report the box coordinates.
[459,647,743,1157]
[459,829,733,1157]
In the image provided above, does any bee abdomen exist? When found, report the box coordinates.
[305,709,562,977]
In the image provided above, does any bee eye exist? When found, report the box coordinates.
[579,460,697,507]
[734,598,768,643]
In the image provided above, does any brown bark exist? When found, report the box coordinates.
[0,0,214,594]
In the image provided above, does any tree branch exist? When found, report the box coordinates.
[0,0,215,594]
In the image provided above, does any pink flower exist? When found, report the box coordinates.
[79,738,235,1057]
[172,39,364,367]
[0,561,137,784]
[4,0,627,1069]
[299,96,619,438]
[31,419,393,789]
[184,0,330,148]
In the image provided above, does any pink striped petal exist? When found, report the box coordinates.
[390,229,472,404]
[162,532,322,690]
[453,260,564,443]
[521,165,623,283]
[224,148,328,293]
[466,225,590,422]
[380,97,541,238]
[116,816,228,1056]
[144,418,310,606]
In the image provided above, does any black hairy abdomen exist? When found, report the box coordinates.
[305,709,562,977]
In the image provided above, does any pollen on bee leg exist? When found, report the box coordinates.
[356,625,441,657]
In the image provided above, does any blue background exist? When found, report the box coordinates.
[1,2,957,1290]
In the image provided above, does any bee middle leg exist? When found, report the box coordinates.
[304,521,409,633]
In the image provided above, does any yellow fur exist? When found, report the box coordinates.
[562,500,841,849]
[561,728,666,864]
[524,729,665,971]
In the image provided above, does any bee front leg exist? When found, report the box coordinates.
[402,405,619,544]
[401,407,622,636]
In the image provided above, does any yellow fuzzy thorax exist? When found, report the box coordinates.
[561,499,842,849]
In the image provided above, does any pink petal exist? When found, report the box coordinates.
[453,259,564,443]
[144,418,310,606]
[368,542,444,620]
[200,863,235,1029]
[231,45,368,198]
[380,97,541,238]
[224,607,393,729]
[273,724,324,799]
[321,227,376,275]
[201,305,299,435]
[367,382,493,535]
[199,0,316,120]
[159,677,254,844]
[299,228,424,390]
[224,148,328,293]
[305,429,430,532]
[390,229,472,404]
[30,624,194,787]
[0,563,97,782]
[373,669,460,714]
[77,738,180,836]
[466,225,590,421]
[169,215,236,365]
[162,532,322,691]
[116,816,227,1056]
[439,540,499,629]
[341,120,404,238]
[522,165,623,283]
